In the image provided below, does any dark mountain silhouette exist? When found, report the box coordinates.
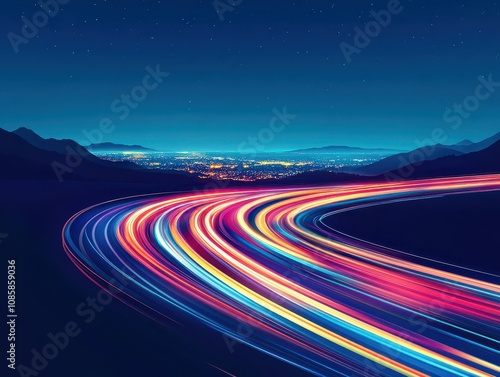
[87,142,156,152]
[356,132,500,176]
[0,128,201,184]
[453,139,474,147]
[289,146,402,154]
[382,139,500,180]
[12,127,139,170]
[458,131,500,153]
[442,132,500,153]
[355,145,464,176]
[14,127,90,155]
[12,127,48,147]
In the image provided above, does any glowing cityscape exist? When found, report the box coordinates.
[94,151,395,181]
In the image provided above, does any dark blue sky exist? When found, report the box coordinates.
[1,0,499,151]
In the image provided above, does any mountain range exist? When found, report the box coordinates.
[354,131,500,176]
[86,142,156,152]
[1,127,499,183]
[289,145,403,154]
[12,127,139,170]
[384,139,500,180]
[446,131,500,153]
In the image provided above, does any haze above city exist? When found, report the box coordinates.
[1,0,499,151]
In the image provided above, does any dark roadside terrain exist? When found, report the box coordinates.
[2,179,499,377]
[0,180,313,377]
[321,190,500,275]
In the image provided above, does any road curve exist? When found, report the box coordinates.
[63,175,500,377]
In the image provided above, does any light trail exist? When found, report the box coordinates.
[63,174,500,376]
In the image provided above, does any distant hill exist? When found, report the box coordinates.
[356,131,500,176]
[356,145,464,176]
[382,139,500,180]
[452,139,474,147]
[14,127,85,155]
[0,128,199,184]
[288,145,402,154]
[447,131,500,153]
[12,127,139,170]
[87,142,156,152]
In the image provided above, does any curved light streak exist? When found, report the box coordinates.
[63,174,500,376]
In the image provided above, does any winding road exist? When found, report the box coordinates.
[63,174,500,377]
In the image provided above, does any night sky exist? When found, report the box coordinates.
[1,0,500,151]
